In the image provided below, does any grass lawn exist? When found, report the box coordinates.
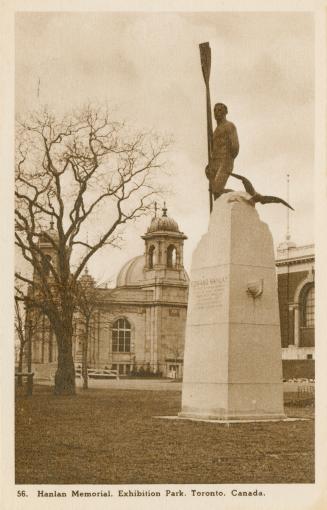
[15,385,314,484]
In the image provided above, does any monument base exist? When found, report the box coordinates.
[156,415,303,424]
[178,411,286,421]
[180,192,285,421]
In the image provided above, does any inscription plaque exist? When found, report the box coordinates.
[191,275,228,309]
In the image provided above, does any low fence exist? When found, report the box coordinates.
[284,383,315,407]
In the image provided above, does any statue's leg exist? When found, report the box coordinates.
[212,167,231,200]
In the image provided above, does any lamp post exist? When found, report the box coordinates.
[131,342,135,375]
[26,310,33,396]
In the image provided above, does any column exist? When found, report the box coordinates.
[293,304,300,347]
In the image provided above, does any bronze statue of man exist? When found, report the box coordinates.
[206,103,239,200]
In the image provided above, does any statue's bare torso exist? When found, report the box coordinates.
[206,104,239,198]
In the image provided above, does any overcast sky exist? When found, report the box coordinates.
[15,11,314,284]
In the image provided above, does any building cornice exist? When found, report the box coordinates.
[96,300,188,309]
[276,255,315,267]
[141,231,187,240]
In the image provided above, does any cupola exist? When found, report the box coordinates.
[142,203,187,274]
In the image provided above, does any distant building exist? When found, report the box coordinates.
[31,206,188,379]
[28,211,315,381]
[276,240,315,379]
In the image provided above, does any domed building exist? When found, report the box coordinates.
[29,210,315,381]
[32,206,189,379]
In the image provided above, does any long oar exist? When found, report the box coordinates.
[199,42,214,213]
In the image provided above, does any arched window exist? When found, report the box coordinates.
[148,245,156,269]
[112,318,131,352]
[167,245,177,268]
[42,254,53,277]
[300,284,315,328]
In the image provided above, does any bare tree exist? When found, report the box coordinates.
[14,297,28,386]
[14,289,41,389]
[162,337,184,379]
[15,105,170,395]
[75,270,98,390]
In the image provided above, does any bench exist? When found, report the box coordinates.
[15,372,34,395]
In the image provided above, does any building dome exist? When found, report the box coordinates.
[116,204,188,287]
[79,267,95,288]
[39,220,59,243]
[147,216,179,233]
[116,253,189,286]
[116,255,146,287]
[146,204,181,234]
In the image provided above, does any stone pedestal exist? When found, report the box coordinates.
[179,192,285,420]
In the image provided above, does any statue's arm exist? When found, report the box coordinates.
[229,123,239,159]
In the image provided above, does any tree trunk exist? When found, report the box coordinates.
[82,326,89,390]
[54,349,75,395]
[17,343,24,387]
[54,324,76,396]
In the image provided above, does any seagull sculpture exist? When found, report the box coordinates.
[231,173,294,210]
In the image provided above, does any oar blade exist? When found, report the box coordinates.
[199,42,211,84]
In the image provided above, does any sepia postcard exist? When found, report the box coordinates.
[1,1,327,509]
